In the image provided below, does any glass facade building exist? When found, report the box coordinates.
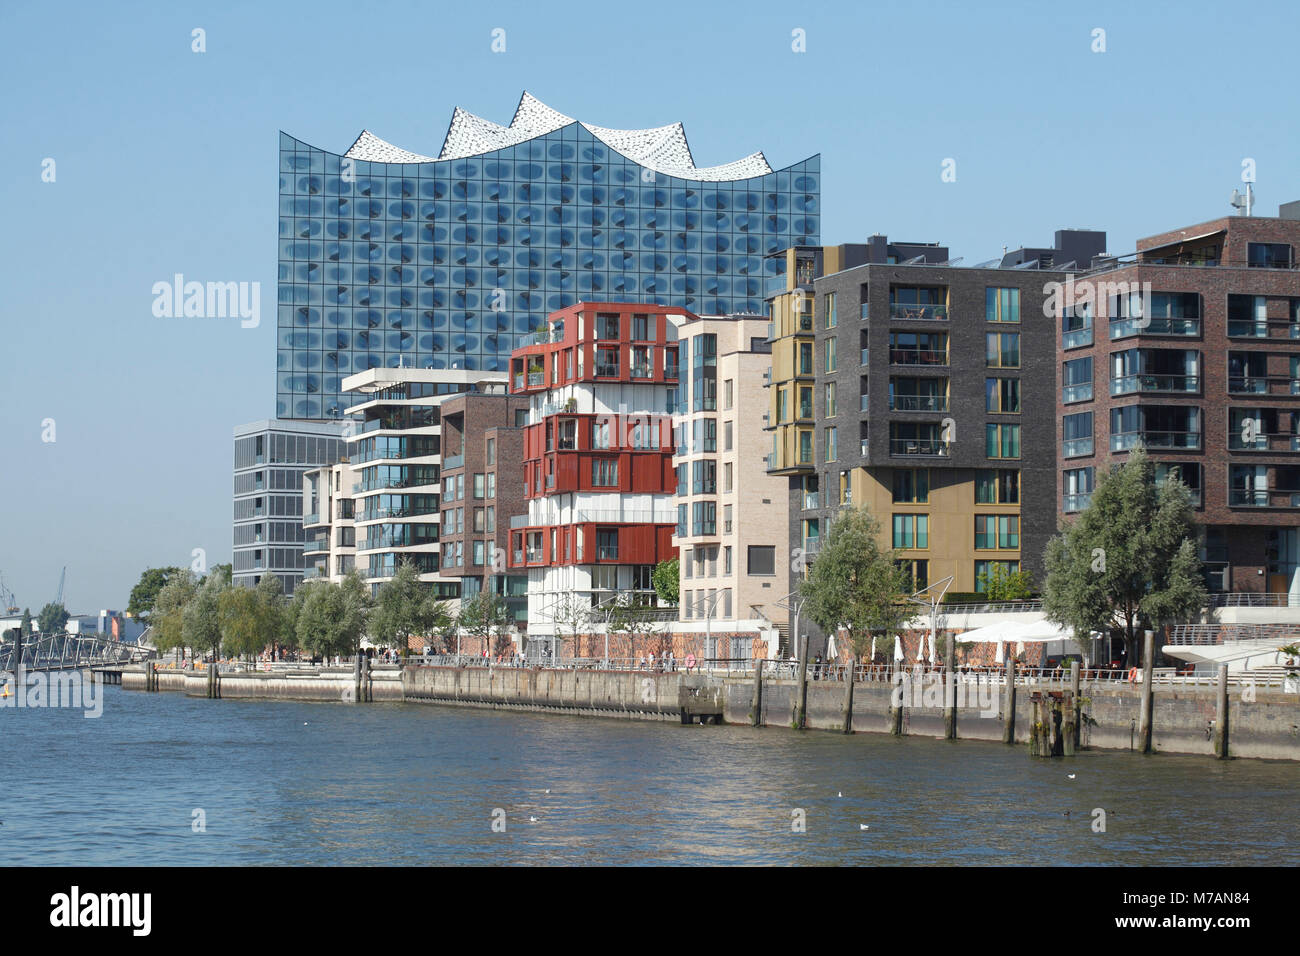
[278,92,820,419]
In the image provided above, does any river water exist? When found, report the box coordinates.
[3,686,1295,866]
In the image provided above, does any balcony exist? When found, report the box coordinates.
[803,492,820,510]
[802,537,822,556]
[664,363,679,380]
[1063,327,1093,350]
[528,372,545,387]
[889,394,948,412]
[513,374,524,390]
[1062,383,1093,403]
[304,535,330,554]
[1228,376,1300,397]
[304,512,321,526]
[594,364,620,378]
[441,453,464,471]
[1229,488,1300,508]
[1110,374,1200,396]
[1111,431,1201,451]
[889,303,948,321]
[631,365,652,379]
[889,438,950,457]
[888,349,947,367]
[1228,432,1300,453]
[764,274,790,297]
[1110,317,1200,339]
[1063,493,1092,513]
[1063,437,1094,458]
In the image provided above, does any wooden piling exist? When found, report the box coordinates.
[840,668,854,734]
[749,660,763,726]
[1214,663,1230,759]
[1138,630,1155,754]
[1065,661,1080,755]
[943,634,957,740]
[1002,658,1016,744]
[889,668,904,735]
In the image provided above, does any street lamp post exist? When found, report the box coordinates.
[907,576,954,737]
[775,589,808,728]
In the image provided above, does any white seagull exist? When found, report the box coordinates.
[859,824,870,830]
[1067,773,1076,779]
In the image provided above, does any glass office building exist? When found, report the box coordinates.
[278,92,820,419]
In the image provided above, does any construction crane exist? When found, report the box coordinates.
[0,571,17,615]
[54,566,66,607]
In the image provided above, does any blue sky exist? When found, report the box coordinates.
[2,0,1298,612]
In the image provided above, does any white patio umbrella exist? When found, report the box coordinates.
[826,631,838,660]
[893,635,904,661]
[994,640,1005,665]
[927,631,937,664]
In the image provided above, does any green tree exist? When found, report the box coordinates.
[457,591,513,657]
[370,561,451,656]
[547,592,591,661]
[978,564,1035,601]
[37,602,71,638]
[218,585,262,660]
[183,574,227,660]
[20,608,33,639]
[152,572,198,660]
[295,571,371,661]
[127,567,183,624]
[1043,447,1207,666]
[799,506,912,665]
[652,558,680,605]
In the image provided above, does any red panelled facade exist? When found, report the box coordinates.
[507,303,688,573]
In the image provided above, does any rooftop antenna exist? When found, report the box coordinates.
[1230,183,1254,217]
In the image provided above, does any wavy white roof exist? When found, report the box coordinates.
[343,92,773,182]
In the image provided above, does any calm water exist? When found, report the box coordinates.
[3,686,1296,866]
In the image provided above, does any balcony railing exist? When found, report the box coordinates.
[527,372,545,387]
[1062,383,1093,403]
[597,547,619,560]
[1109,374,1200,396]
[513,374,524,390]
[889,303,948,321]
[1110,317,1201,339]
[1229,488,1300,508]
[1111,430,1201,451]
[595,364,620,377]
[441,453,464,471]
[889,394,948,412]
[888,349,947,366]
[860,438,869,457]
[1062,327,1093,350]
[1063,437,1094,458]
[803,492,820,510]
[888,438,950,457]
[802,538,822,555]
[1228,432,1300,452]
[631,366,652,378]
[304,512,320,526]
[1227,321,1269,338]
[1063,493,1092,513]
[664,364,679,380]
[1228,376,1300,396]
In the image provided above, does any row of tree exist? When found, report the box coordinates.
[796,448,1206,668]
[0,603,72,643]
[137,562,516,662]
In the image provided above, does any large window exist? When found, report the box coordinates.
[825,337,837,373]
[975,469,1019,504]
[692,501,717,536]
[824,426,837,462]
[889,331,947,366]
[747,545,776,576]
[985,423,1021,459]
[592,458,619,487]
[1063,467,1094,513]
[1063,412,1093,458]
[824,382,837,417]
[1248,242,1292,269]
[1063,357,1093,403]
[892,468,929,503]
[892,514,929,549]
[975,560,1021,593]
[985,332,1020,368]
[975,515,1019,550]
[986,377,1021,413]
[824,292,837,329]
[986,287,1020,323]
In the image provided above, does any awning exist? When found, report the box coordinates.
[1139,229,1224,255]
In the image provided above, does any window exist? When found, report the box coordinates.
[473,473,486,498]
[676,504,687,538]
[632,313,650,340]
[485,438,495,465]
[723,379,734,409]
[889,331,947,365]
[776,386,788,423]
[692,418,717,452]
[1063,357,1093,403]
[692,459,716,495]
[892,468,929,503]
[824,292,837,329]
[596,528,618,560]
[1227,295,1267,337]
[985,332,1020,368]
[799,430,813,464]
[986,287,1020,323]
[1063,412,1093,458]
[747,545,776,576]
[485,506,495,533]
[975,469,1019,504]
[473,507,485,533]
[799,386,813,420]
[592,419,611,449]
[975,560,1020,593]
[1063,467,1094,513]
[597,313,620,339]
[890,286,947,320]
[592,459,619,487]
[975,515,1019,550]
[472,540,486,566]
[799,342,813,375]
[724,461,733,492]
[897,558,928,590]
[892,514,929,549]
[824,382,837,417]
[1063,300,1093,349]
[825,337,837,373]
[723,503,733,534]
[985,423,1021,459]
[724,421,733,451]
[1248,242,1292,269]
[985,377,1021,413]
[724,546,733,574]
[824,426,837,462]
[692,500,717,536]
